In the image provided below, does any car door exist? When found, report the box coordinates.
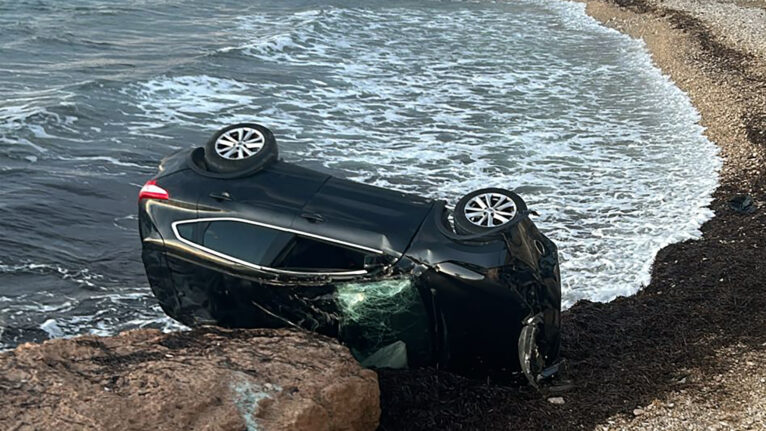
[172,218,393,279]
[168,217,395,331]
[159,161,329,325]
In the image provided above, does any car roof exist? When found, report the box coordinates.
[293,175,435,256]
[190,158,435,256]
[159,148,437,255]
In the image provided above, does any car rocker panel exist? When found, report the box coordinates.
[139,123,562,385]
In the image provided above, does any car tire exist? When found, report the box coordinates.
[203,123,278,174]
[453,188,527,235]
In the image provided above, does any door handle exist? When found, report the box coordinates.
[209,191,232,201]
[300,212,324,223]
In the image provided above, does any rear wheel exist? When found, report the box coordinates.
[203,123,278,174]
[453,188,526,235]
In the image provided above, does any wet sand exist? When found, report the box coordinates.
[378,0,766,429]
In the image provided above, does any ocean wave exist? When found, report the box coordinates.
[0,88,92,164]
[0,259,187,349]
[0,101,77,138]
[0,262,106,290]
[215,8,327,58]
[56,155,147,169]
[3,298,187,349]
[123,75,256,128]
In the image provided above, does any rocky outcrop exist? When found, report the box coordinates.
[0,328,380,431]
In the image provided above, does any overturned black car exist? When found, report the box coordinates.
[138,123,562,385]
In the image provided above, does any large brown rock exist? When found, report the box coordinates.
[0,328,380,431]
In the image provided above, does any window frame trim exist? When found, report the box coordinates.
[171,217,385,277]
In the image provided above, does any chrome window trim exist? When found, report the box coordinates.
[171,217,384,277]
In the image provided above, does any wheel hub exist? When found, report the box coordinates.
[464,192,517,228]
[214,127,265,161]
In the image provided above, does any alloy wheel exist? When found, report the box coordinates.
[464,192,517,228]
[214,126,265,160]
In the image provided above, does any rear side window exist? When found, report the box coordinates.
[176,220,293,267]
[175,219,381,273]
[272,236,367,271]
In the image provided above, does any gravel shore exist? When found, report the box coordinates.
[378,0,766,429]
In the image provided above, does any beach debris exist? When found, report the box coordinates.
[547,397,565,405]
[633,408,645,416]
[729,194,756,214]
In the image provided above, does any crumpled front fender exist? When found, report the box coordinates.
[518,312,563,387]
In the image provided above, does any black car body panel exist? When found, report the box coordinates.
[293,177,434,256]
[140,147,562,381]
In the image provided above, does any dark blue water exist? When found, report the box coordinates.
[0,0,719,349]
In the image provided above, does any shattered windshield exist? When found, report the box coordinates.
[335,277,432,369]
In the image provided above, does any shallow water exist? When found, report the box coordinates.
[0,0,720,349]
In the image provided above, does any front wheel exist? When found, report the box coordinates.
[203,123,278,174]
[453,188,527,235]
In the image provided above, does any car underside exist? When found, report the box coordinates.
[138,123,562,385]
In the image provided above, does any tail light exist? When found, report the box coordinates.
[139,179,169,201]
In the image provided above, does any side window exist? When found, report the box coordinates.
[175,219,384,274]
[176,220,293,267]
[272,236,370,272]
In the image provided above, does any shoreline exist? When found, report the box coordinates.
[380,0,766,429]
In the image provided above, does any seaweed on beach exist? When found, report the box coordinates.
[745,113,766,147]
[611,0,657,14]
[607,0,755,76]
[661,10,754,76]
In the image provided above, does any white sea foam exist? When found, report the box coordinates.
[0,91,78,142]
[0,262,106,290]
[40,319,65,338]
[1,260,188,348]
[126,75,254,124]
[33,309,186,343]
[123,0,721,308]
[57,155,146,168]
